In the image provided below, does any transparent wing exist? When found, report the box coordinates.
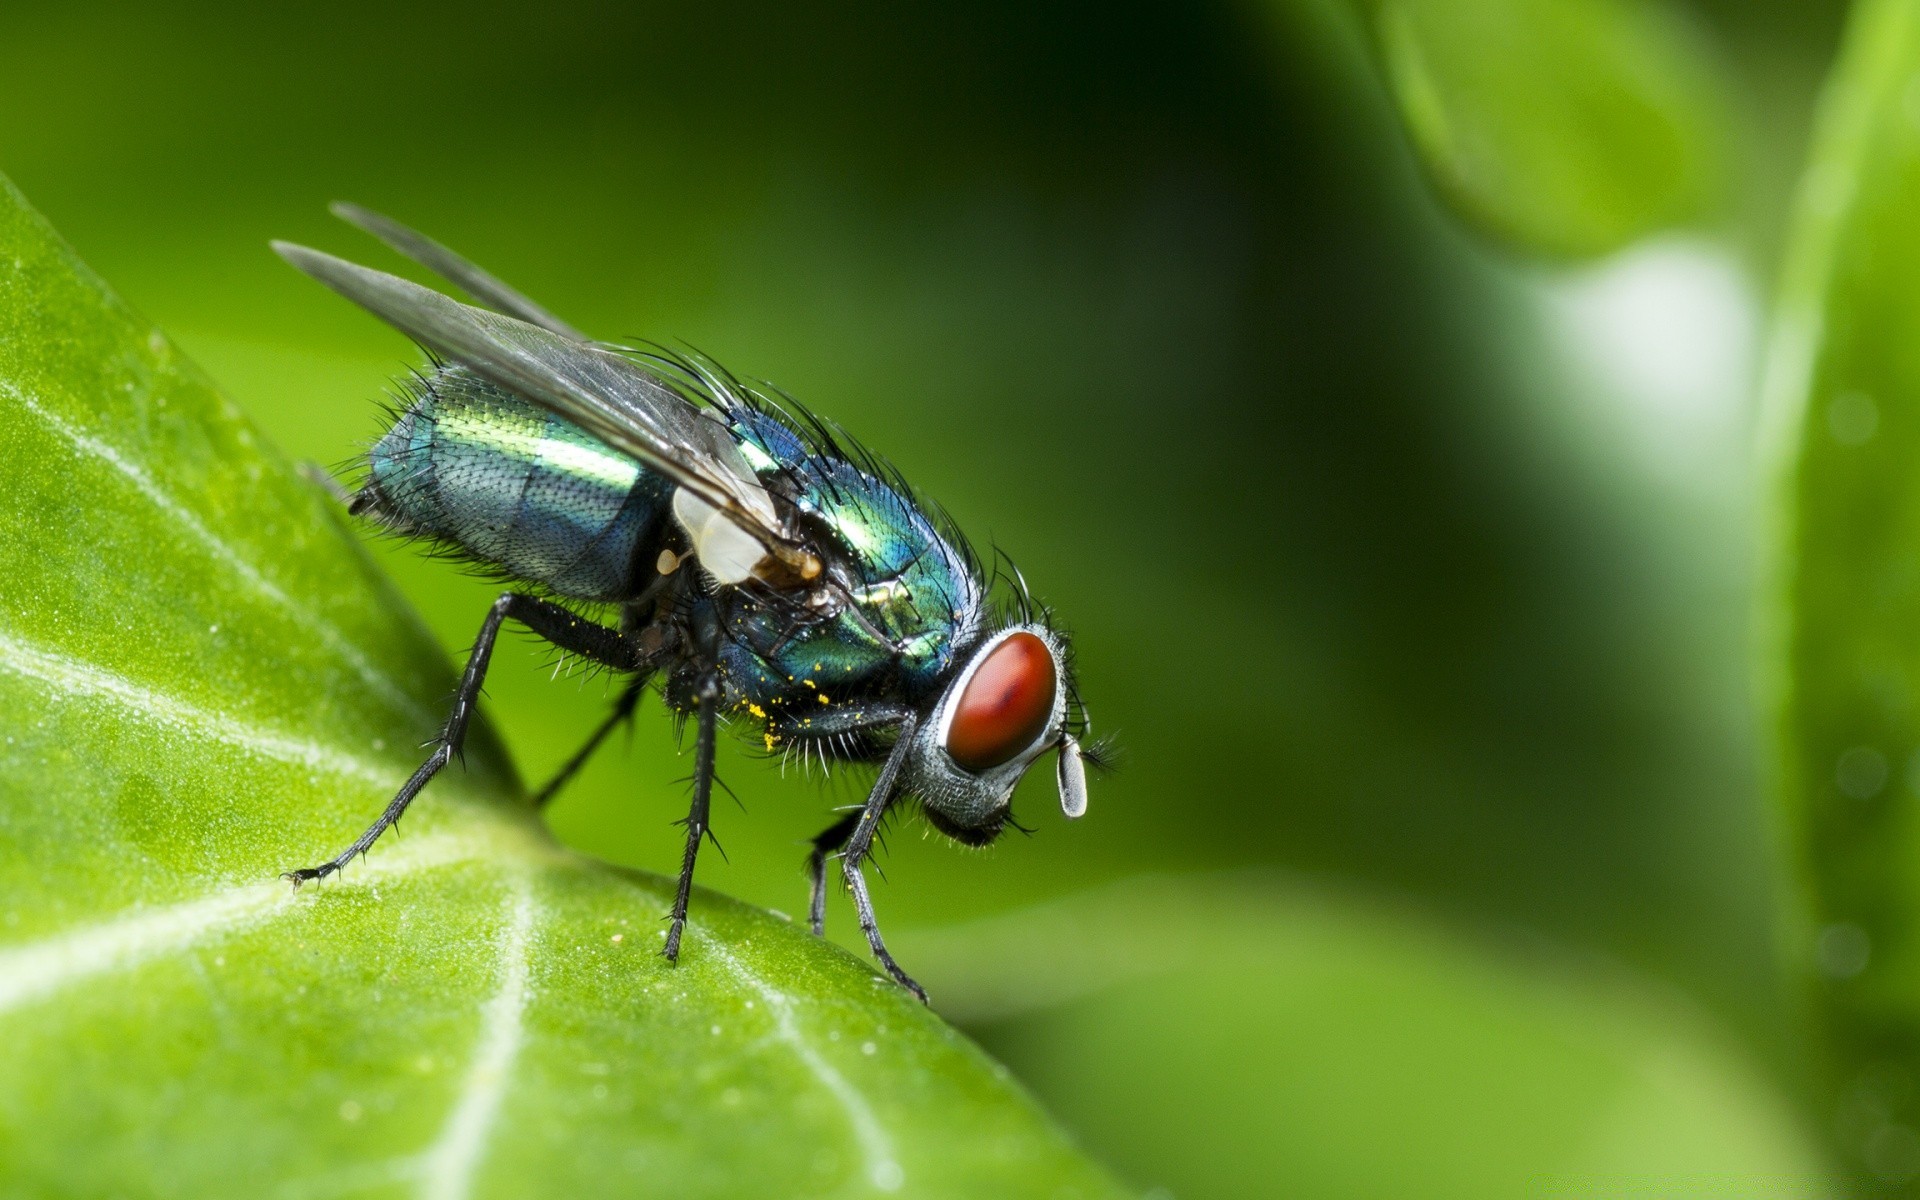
[327,202,589,341]
[273,240,806,568]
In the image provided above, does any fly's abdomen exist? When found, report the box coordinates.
[355,366,670,600]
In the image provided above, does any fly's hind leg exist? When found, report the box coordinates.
[530,676,648,809]
[804,811,861,937]
[283,591,645,887]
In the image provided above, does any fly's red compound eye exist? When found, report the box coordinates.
[945,631,1058,771]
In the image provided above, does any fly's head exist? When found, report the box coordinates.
[902,623,1094,845]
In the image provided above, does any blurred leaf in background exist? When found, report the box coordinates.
[1770,0,1920,1190]
[906,876,1828,1198]
[1355,0,1734,258]
[0,0,1878,1194]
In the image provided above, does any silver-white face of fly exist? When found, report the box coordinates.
[902,624,1086,840]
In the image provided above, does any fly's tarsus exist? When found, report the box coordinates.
[288,591,642,900]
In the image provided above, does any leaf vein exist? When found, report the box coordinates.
[0,830,486,1015]
[0,379,436,730]
[0,627,396,788]
[418,868,537,1200]
[704,941,904,1194]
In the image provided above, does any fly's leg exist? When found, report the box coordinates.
[842,717,926,1003]
[805,810,861,937]
[661,670,719,963]
[284,592,642,887]
[530,676,648,809]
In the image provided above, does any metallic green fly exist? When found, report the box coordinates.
[275,205,1104,1001]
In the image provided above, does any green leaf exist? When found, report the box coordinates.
[1768,0,1920,1188]
[906,877,1832,1198]
[0,175,1125,1199]
[1353,0,1732,258]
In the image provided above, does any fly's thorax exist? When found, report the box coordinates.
[357,366,671,601]
[802,499,980,685]
[728,407,985,685]
[705,609,897,755]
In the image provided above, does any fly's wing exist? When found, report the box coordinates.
[327,203,589,342]
[273,241,811,573]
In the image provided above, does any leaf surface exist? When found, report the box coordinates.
[0,175,1123,1200]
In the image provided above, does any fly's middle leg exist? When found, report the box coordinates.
[841,716,927,1003]
[662,671,719,963]
[283,591,645,887]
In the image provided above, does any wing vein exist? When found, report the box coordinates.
[330,203,589,341]
[272,242,811,577]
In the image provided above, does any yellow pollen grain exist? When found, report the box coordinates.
[817,694,829,704]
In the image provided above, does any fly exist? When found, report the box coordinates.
[274,204,1104,1002]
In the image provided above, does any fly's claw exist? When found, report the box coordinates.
[282,864,334,891]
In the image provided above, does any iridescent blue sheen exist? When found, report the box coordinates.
[360,366,671,601]
[712,408,984,722]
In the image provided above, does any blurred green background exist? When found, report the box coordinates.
[0,0,1877,1194]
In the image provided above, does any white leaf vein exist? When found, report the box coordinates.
[419,868,537,1200]
[0,830,484,1015]
[0,380,435,729]
[706,941,904,1193]
[0,628,395,788]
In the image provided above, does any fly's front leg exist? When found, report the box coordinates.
[662,671,719,963]
[842,717,925,1003]
[531,676,648,809]
[805,810,861,937]
[284,592,640,886]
